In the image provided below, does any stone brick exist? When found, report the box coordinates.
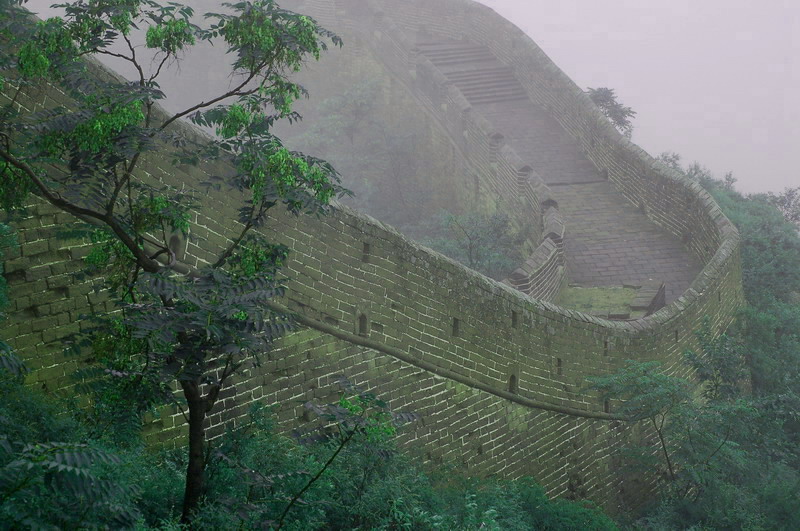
[21,239,50,257]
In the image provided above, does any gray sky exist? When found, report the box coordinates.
[477,0,799,194]
[24,0,799,194]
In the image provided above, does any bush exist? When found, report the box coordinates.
[0,371,143,528]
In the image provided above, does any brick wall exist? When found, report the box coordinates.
[0,1,743,511]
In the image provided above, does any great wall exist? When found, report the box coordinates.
[0,0,744,510]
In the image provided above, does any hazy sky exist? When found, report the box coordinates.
[23,0,799,194]
[477,0,799,194]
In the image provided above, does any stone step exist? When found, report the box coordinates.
[427,55,497,66]
[452,78,521,90]
[464,85,524,96]
[417,42,486,51]
[460,87,527,99]
[421,46,492,56]
[445,67,514,80]
[467,93,530,104]
[414,37,701,301]
[422,49,496,61]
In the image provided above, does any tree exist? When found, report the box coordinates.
[0,222,13,324]
[590,354,756,501]
[587,87,636,138]
[0,0,348,522]
[764,186,800,227]
[419,208,531,280]
[635,155,800,528]
[590,361,690,483]
[0,222,25,379]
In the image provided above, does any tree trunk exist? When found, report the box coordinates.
[652,416,676,481]
[181,381,207,524]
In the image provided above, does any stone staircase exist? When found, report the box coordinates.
[417,42,528,104]
[418,41,597,184]
[416,38,701,302]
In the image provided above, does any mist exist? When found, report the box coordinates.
[478,0,800,194]
[24,0,798,193]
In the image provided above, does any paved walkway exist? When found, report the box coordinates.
[418,40,701,303]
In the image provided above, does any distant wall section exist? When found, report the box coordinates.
[295,0,567,301]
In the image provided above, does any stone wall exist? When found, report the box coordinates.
[1,0,743,510]
[356,0,736,269]
[357,7,568,301]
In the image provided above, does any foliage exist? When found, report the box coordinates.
[709,185,800,307]
[4,234,139,528]
[181,398,617,530]
[587,87,636,138]
[72,317,173,447]
[0,0,349,523]
[0,222,19,377]
[226,234,289,281]
[419,208,531,280]
[0,161,34,211]
[282,377,421,530]
[626,154,800,529]
[0,363,141,528]
[0,361,619,529]
[657,152,736,189]
[668,154,800,401]
[762,186,800,226]
[590,361,691,482]
[0,221,14,316]
[0,440,139,528]
[422,476,617,531]
[592,348,762,527]
[661,153,800,307]
[684,322,748,402]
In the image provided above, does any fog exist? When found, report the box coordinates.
[478,0,800,194]
[23,0,799,193]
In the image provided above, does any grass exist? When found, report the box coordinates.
[556,286,637,316]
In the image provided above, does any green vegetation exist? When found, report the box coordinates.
[556,286,636,316]
[595,155,800,529]
[417,208,532,281]
[0,359,616,528]
[761,186,800,227]
[2,0,798,527]
[0,221,19,376]
[587,87,636,138]
[0,1,614,528]
[0,0,348,522]
[0,222,13,315]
